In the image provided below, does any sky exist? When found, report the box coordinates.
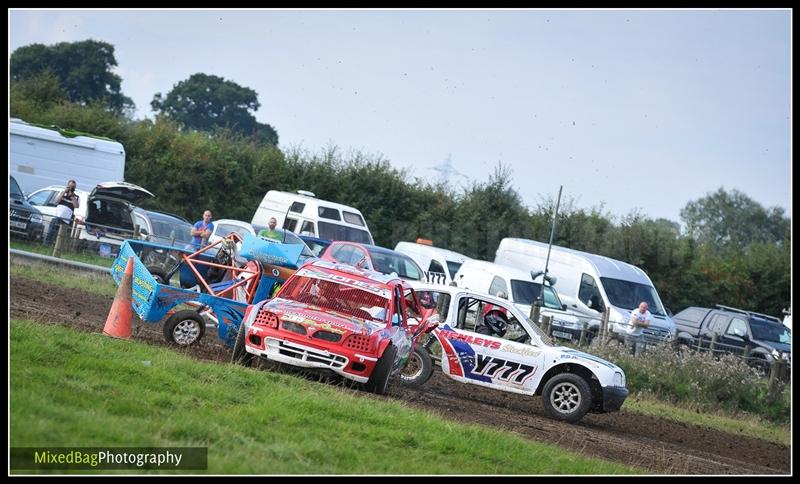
[8,9,792,224]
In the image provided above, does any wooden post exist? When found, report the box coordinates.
[133,224,140,239]
[578,321,588,346]
[543,315,553,337]
[768,356,785,401]
[52,223,67,258]
[601,308,610,346]
[742,344,752,363]
[529,302,541,327]
[709,333,718,356]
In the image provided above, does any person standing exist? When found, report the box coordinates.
[45,179,79,244]
[626,301,652,355]
[190,209,215,249]
[258,216,282,241]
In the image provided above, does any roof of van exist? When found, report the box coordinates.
[457,259,536,282]
[394,242,471,262]
[265,190,366,215]
[10,118,125,156]
[500,238,652,285]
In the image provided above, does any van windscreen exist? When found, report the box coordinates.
[600,277,665,316]
[318,221,372,244]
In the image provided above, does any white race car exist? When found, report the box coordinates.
[403,283,629,422]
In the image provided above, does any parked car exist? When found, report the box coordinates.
[673,304,791,373]
[9,175,44,241]
[232,259,438,394]
[321,241,425,281]
[298,234,332,258]
[407,282,629,422]
[132,209,193,247]
[394,240,471,285]
[26,181,154,249]
[208,219,256,246]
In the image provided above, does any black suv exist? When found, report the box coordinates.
[10,176,44,241]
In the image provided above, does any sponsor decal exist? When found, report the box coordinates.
[473,355,537,385]
[560,349,617,369]
[297,268,391,298]
[500,344,542,358]
[438,329,502,350]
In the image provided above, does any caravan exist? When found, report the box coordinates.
[10,118,125,194]
[495,238,675,344]
[251,190,374,245]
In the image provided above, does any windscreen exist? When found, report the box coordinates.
[278,275,390,323]
[318,221,373,244]
[510,280,563,310]
[600,277,665,316]
[750,319,791,344]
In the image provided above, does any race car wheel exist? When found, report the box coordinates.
[231,323,253,367]
[364,345,398,395]
[399,347,433,388]
[163,310,206,346]
[541,373,592,423]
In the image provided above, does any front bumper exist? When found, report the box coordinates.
[602,386,629,412]
[245,327,379,384]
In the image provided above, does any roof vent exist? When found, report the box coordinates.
[297,190,316,198]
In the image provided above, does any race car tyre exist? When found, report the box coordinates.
[364,344,398,395]
[399,347,434,388]
[163,310,206,346]
[541,373,592,423]
[231,323,253,367]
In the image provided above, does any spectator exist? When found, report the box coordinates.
[626,301,652,355]
[45,179,79,244]
[189,209,215,250]
[258,217,282,241]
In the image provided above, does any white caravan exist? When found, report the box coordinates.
[494,238,675,344]
[394,241,471,285]
[10,118,125,195]
[251,190,374,245]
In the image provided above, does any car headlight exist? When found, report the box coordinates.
[30,213,43,224]
[614,371,625,387]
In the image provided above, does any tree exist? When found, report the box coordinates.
[151,73,279,146]
[10,39,134,113]
[680,188,789,248]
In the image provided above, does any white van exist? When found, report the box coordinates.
[251,190,374,245]
[394,240,471,285]
[494,238,675,344]
[453,260,590,342]
[10,118,125,195]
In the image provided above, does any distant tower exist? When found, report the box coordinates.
[429,154,468,189]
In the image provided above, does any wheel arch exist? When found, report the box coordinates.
[535,363,604,408]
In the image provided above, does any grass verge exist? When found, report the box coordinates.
[10,319,635,475]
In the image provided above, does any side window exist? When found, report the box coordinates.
[726,318,748,337]
[300,220,316,236]
[416,290,451,321]
[28,189,57,206]
[332,244,355,264]
[457,296,529,343]
[283,217,298,232]
[402,259,422,280]
[488,276,508,298]
[348,247,369,268]
[708,314,729,334]
[404,289,421,321]
[289,202,305,214]
[578,274,604,311]
[318,206,341,221]
[428,259,445,274]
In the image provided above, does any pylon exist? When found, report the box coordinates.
[103,256,134,339]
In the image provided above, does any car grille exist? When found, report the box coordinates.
[312,330,342,342]
[642,327,671,342]
[10,208,33,223]
[269,339,347,369]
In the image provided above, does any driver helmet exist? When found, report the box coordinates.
[483,312,507,337]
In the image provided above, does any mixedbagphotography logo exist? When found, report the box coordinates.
[10,447,208,470]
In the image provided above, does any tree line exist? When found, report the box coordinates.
[10,40,791,317]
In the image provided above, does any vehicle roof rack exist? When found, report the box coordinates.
[714,304,782,324]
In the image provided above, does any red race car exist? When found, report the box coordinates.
[232,259,438,394]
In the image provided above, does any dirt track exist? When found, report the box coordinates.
[10,275,791,475]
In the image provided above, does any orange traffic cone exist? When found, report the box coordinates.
[103,256,134,339]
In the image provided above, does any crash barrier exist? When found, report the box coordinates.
[424,271,448,285]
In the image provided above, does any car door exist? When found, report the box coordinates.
[719,317,748,356]
[434,294,544,395]
[26,188,60,221]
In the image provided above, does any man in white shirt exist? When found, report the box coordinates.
[626,301,652,355]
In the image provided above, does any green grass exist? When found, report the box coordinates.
[11,239,115,268]
[11,261,117,298]
[623,392,790,446]
[10,319,636,475]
